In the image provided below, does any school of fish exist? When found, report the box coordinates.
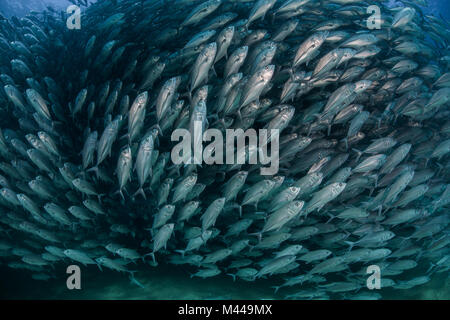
[0,0,449,299]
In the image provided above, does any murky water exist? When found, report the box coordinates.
[1,262,449,300]
[0,0,449,300]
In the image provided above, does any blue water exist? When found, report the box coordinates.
[1,0,449,20]
[0,0,448,300]
[1,261,449,300]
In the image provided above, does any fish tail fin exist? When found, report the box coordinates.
[96,262,103,272]
[368,174,379,189]
[132,187,146,200]
[128,272,145,288]
[341,137,348,151]
[243,21,249,32]
[376,116,383,129]
[86,165,99,179]
[144,227,154,238]
[97,193,105,203]
[254,211,266,218]
[187,91,193,107]
[399,236,411,245]
[311,113,321,122]
[114,189,125,202]
[143,252,156,265]
[175,249,185,258]
[352,148,363,162]
[426,262,435,274]
[226,273,236,282]
[326,214,335,224]
[119,133,129,142]
[249,232,262,243]
[344,241,355,251]
[342,227,352,237]
[128,270,137,276]
[211,65,217,77]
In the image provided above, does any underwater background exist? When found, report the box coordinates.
[2,0,450,18]
[0,0,449,300]
[1,261,449,299]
